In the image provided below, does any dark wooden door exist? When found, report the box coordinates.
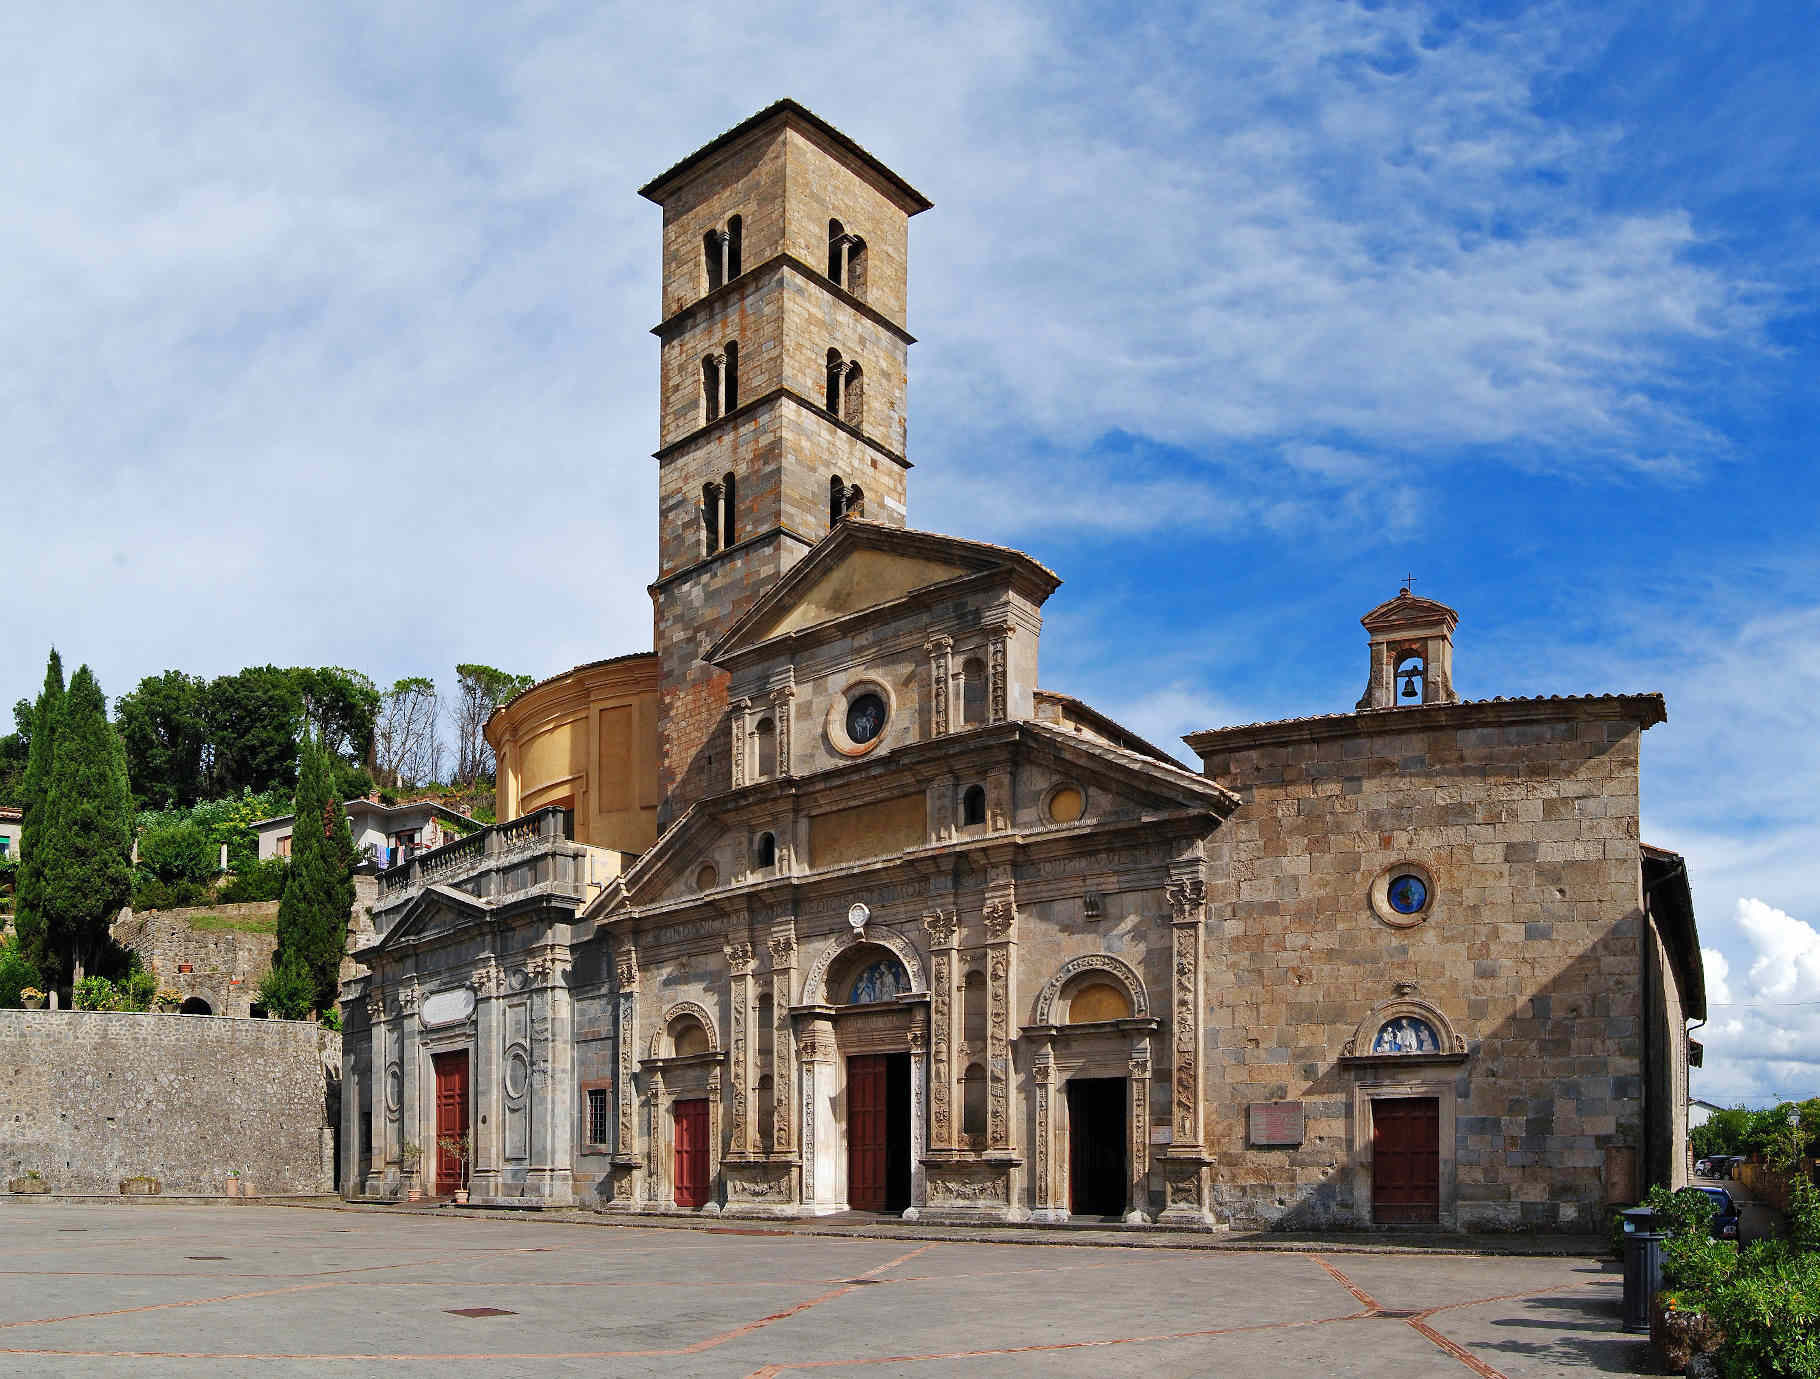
[673,1099,710,1207]
[847,1054,889,1211]
[431,1050,469,1196]
[1372,1097,1440,1224]
[1067,1078,1128,1218]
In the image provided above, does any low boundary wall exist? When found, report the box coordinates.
[1,1010,339,1196]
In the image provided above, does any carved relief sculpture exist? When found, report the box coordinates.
[925,634,952,737]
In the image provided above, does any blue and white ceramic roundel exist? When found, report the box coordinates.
[1387,873,1428,915]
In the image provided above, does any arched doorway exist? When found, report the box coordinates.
[179,996,212,1016]
[1026,955,1157,1224]
[831,947,912,1213]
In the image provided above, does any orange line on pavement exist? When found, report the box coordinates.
[1312,1254,1384,1310]
[0,1281,341,1332]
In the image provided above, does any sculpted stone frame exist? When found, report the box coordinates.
[650,1000,722,1059]
[800,927,927,1007]
[1031,953,1149,1025]
[1340,989,1467,1061]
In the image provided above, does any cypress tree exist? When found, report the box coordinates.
[274,733,355,1013]
[38,666,133,985]
[13,650,64,983]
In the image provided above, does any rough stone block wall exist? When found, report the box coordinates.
[113,903,280,1018]
[1196,707,1651,1232]
[658,132,787,321]
[781,125,913,328]
[1,1010,338,1195]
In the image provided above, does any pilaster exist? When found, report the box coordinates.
[923,909,959,1151]
[1159,872,1215,1226]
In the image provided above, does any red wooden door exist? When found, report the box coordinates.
[673,1099,710,1208]
[847,1054,889,1211]
[432,1051,470,1196]
[1372,1097,1440,1224]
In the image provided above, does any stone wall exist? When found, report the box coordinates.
[1191,696,1672,1232]
[113,903,279,1018]
[0,1010,338,1196]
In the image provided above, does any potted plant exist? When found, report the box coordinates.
[8,1170,49,1195]
[19,986,45,1010]
[437,1133,473,1204]
[401,1141,423,1200]
[225,1169,242,1198]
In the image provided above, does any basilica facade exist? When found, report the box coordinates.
[340,101,1703,1232]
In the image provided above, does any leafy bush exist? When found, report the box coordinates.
[116,967,157,1012]
[130,874,209,911]
[318,1003,343,1032]
[1706,1246,1820,1378]
[0,932,39,1007]
[218,857,287,903]
[72,975,117,1010]
[255,961,315,1021]
[137,820,217,885]
[1667,1234,1740,1295]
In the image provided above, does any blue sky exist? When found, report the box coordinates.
[6,0,1818,1104]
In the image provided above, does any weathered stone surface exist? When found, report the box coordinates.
[0,1011,338,1196]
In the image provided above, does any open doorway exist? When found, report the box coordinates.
[1067,1077,1127,1218]
[847,1052,911,1213]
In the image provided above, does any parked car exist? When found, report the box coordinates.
[1694,1156,1716,1177]
[1693,1185,1742,1240]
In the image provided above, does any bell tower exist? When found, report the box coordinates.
[1356,588,1461,710]
[640,101,932,822]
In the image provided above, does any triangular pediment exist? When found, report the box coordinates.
[708,521,1060,664]
[374,884,490,953]
[1360,590,1459,632]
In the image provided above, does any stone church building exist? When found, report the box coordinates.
[340,101,1704,1232]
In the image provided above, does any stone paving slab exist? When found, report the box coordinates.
[0,1204,1644,1379]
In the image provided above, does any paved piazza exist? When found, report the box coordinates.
[0,1206,1643,1377]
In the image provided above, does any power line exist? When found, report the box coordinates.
[1705,999,1820,1009]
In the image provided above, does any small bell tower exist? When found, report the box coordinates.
[1356,587,1460,711]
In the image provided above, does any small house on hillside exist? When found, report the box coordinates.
[255,797,475,869]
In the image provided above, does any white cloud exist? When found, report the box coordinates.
[1695,898,1820,1106]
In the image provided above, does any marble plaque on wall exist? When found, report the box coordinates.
[1248,1101,1305,1147]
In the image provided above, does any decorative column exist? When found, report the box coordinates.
[608,944,641,1209]
[768,920,797,1160]
[526,948,575,1204]
[923,910,959,1150]
[365,986,391,1196]
[905,1026,928,1219]
[724,939,758,1155]
[770,684,795,778]
[797,1015,836,1212]
[469,960,504,1200]
[646,1068,666,1205]
[1159,871,1214,1227]
[729,699,751,789]
[704,1066,724,1215]
[925,634,953,738]
[988,624,1013,724]
[1126,1042,1152,1225]
[1029,1041,1059,1221]
[396,981,422,1190]
[982,884,1018,1155]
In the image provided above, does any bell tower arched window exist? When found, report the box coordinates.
[842,362,863,428]
[703,216,742,296]
[830,474,847,527]
[702,354,721,424]
[701,481,722,557]
[1395,650,1426,703]
[827,218,866,299]
[722,470,737,547]
[723,340,739,411]
[825,348,845,414]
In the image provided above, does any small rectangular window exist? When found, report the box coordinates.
[587,1088,610,1145]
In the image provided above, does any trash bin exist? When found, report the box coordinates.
[1619,1206,1665,1333]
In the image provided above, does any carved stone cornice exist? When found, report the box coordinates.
[724,940,757,975]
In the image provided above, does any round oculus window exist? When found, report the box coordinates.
[845,692,887,745]
[1386,874,1428,915]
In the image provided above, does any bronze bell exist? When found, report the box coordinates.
[1401,672,1421,699]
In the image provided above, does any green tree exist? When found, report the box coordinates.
[451,664,534,785]
[273,734,355,1012]
[115,670,209,808]
[37,666,134,984]
[136,819,217,885]
[293,667,379,770]
[1692,1107,1754,1160]
[12,650,65,982]
[204,665,303,797]
[0,699,29,807]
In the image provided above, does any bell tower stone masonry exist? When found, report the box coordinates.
[640,100,932,823]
